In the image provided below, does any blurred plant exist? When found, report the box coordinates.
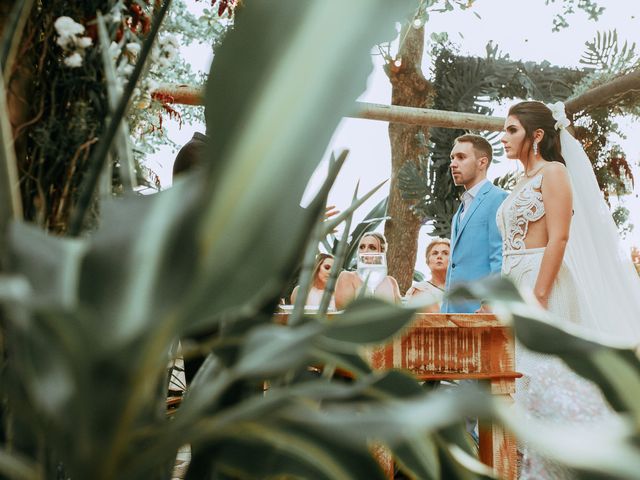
[4,1,639,479]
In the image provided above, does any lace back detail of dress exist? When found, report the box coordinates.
[498,174,545,252]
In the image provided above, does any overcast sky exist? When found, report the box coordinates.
[151,0,640,277]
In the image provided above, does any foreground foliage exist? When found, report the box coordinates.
[0,1,639,479]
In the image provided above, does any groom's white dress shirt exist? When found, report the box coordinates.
[460,178,488,221]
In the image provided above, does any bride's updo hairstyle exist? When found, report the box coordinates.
[508,101,565,165]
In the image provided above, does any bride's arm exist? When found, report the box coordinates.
[535,163,573,308]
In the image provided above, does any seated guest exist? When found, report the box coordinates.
[291,253,336,310]
[335,232,401,310]
[172,132,208,177]
[406,237,450,313]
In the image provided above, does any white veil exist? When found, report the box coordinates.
[548,102,640,342]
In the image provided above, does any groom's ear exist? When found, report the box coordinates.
[478,155,490,170]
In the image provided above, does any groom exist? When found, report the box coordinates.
[441,134,507,313]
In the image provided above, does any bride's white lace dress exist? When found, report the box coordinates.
[496,172,612,479]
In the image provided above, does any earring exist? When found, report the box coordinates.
[533,141,539,156]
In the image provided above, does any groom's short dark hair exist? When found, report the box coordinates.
[454,134,493,164]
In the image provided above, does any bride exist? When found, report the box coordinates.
[496,100,640,478]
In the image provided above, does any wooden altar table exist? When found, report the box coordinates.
[368,313,519,480]
[274,311,519,479]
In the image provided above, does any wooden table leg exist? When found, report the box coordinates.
[479,411,517,479]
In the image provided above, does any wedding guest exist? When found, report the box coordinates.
[172,131,209,177]
[335,232,401,310]
[406,237,450,312]
[170,131,212,388]
[290,253,336,310]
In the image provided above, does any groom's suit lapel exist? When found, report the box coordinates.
[452,181,492,250]
[451,205,462,245]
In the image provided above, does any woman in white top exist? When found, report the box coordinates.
[335,232,401,310]
[291,253,336,310]
[406,237,450,312]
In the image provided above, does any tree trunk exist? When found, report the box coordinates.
[384,24,434,293]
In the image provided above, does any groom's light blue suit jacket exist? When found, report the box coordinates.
[441,181,508,313]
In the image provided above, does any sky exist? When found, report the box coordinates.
[150,0,640,278]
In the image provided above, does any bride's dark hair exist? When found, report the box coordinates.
[508,101,565,165]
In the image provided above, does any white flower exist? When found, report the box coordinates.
[125,42,141,55]
[54,16,85,37]
[109,2,124,23]
[76,36,93,49]
[160,34,180,50]
[117,62,134,76]
[548,101,570,130]
[63,52,83,68]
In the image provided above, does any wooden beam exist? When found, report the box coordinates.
[349,102,505,131]
[150,67,640,129]
[151,83,203,106]
[564,69,640,114]
[150,83,506,130]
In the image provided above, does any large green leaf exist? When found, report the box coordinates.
[184,0,414,329]
[234,322,323,377]
[322,297,417,345]
[212,419,387,480]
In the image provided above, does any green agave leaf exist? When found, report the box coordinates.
[436,425,494,479]
[322,297,416,345]
[0,450,39,480]
[359,370,424,401]
[393,434,441,480]
[234,322,323,378]
[75,177,202,341]
[310,346,373,378]
[8,223,87,309]
[446,275,524,307]
[212,420,386,480]
[282,388,489,447]
[0,0,27,243]
[185,0,414,329]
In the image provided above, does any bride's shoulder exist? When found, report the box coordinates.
[540,161,569,179]
[546,161,567,171]
[540,161,571,190]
